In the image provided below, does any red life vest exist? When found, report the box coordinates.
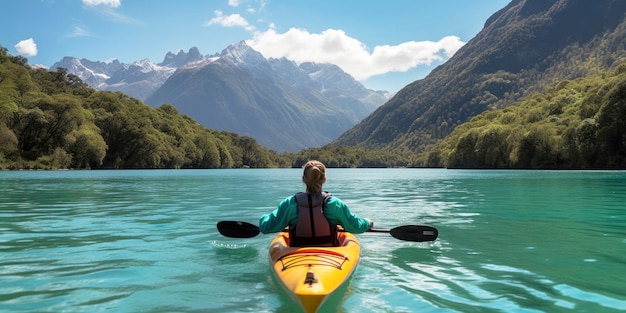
[290,192,338,247]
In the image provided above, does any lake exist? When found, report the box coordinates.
[1,169,625,312]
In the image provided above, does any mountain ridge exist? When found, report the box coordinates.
[144,41,388,152]
[51,48,196,101]
[51,43,389,152]
[331,0,626,155]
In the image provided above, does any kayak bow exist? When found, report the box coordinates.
[269,230,360,313]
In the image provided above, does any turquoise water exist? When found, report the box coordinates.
[1,169,625,312]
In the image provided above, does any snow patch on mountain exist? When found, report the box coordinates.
[51,43,390,107]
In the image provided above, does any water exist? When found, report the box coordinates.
[1,169,625,313]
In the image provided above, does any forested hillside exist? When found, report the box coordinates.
[332,0,626,158]
[0,47,286,170]
[425,63,626,169]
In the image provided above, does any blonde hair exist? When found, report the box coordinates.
[302,160,326,194]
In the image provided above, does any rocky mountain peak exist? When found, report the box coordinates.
[160,47,205,67]
[220,41,267,68]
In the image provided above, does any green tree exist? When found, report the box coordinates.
[448,129,480,168]
[65,124,107,168]
[97,110,157,168]
[13,106,48,160]
[193,131,220,168]
[575,118,598,167]
[0,124,18,161]
[595,79,626,167]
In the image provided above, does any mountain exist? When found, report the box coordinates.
[145,41,388,152]
[51,44,388,152]
[50,56,124,88]
[102,59,176,101]
[268,59,389,120]
[297,62,389,116]
[160,47,205,67]
[50,48,204,101]
[332,0,626,155]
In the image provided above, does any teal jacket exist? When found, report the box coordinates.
[259,195,371,234]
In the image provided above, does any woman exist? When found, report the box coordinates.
[259,160,373,246]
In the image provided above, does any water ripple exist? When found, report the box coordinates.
[2,169,625,312]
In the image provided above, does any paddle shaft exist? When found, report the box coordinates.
[367,228,394,233]
[369,227,438,236]
[217,221,438,242]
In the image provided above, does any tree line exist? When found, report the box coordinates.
[0,46,290,169]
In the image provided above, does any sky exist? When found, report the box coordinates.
[1,0,511,92]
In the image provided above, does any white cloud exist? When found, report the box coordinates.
[82,0,139,24]
[14,38,38,57]
[228,0,240,7]
[67,26,91,38]
[205,10,255,31]
[248,27,465,81]
[82,0,121,7]
[100,8,140,24]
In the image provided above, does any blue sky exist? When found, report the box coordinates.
[2,0,511,92]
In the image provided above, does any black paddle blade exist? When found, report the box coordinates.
[217,221,260,238]
[389,225,438,242]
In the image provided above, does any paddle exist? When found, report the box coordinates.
[217,221,261,238]
[217,221,438,242]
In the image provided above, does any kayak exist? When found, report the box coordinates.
[268,230,360,313]
[217,221,438,311]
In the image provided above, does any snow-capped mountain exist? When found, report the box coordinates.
[50,47,203,101]
[51,57,124,88]
[51,42,391,152]
[102,59,176,101]
[278,60,390,113]
[144,41,390,152]
[160,47,204,68]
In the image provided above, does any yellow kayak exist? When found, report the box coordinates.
[268,230,360,313]
[217,221,437,312]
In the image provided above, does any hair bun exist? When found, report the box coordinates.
[302,160,326,193]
